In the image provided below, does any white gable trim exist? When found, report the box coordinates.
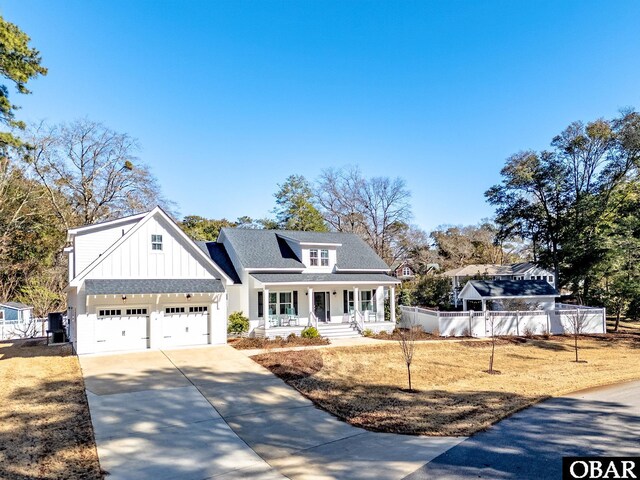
[67,212,148,237]
[69,207,235,287]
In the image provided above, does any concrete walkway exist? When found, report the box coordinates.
[81,345,464,480]
[403,380,640,480]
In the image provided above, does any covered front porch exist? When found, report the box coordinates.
[249,274,399,338]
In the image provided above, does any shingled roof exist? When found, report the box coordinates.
[464,280,559,298]
[84,279,225,295]
[218,228,390,271]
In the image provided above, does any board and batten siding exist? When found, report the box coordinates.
[74,221,139,276]
[84,214,216,280]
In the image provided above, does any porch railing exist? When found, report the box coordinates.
[352,310,365,333]
[309,312,319,329]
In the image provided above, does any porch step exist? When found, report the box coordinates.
[317,323,361,339]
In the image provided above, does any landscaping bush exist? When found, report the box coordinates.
[287,332,297,340]
[227,311,249,334]
[362,328,374,337]
[301,326,320,338]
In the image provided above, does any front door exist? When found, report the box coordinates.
[314,292,330,322]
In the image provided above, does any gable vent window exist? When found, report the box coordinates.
[320,249,329,266]
[151,234,163,251]
[310,249,318,266]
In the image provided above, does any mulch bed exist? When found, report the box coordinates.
[230,336,330,350]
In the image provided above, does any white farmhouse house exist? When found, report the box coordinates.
[65,207,399,354]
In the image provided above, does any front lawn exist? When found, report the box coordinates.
[252,335,640,436]
[0,339,102,480]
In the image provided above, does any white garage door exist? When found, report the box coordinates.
[95,307,149,352]
[161,305,209,348]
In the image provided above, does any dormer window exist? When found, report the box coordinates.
[151,234,163,251]
[310,248,329,267]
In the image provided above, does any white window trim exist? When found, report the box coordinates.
[309,249,319,267]
[151,234,163,252]
[267,291,294,316]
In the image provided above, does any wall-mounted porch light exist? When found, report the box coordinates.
[121,294,127,303]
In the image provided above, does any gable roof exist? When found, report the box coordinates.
[69,207,235,287]
[463,280,559,298]
[84,279,224,295]
[219,228,389,271]
[0,301,32,310]
[195,241,241,284]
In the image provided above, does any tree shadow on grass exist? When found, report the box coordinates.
[0,342,103,480]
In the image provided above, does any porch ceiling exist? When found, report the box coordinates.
[251,272,400,286]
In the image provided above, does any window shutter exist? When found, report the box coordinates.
[258,291,263,318]
[343,290,348,313]
[293,291,298,315]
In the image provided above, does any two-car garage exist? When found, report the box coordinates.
[93,305,211,352]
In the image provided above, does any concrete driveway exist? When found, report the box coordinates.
[403,380,640,480]
[80,345,463,480]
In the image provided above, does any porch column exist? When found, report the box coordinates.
[307,286,314,327]
[463,298,468,311]
[390,286,396,323]
[376,286,384,322]
[481,299,486,312]
[263,287,269,331]
[353,286,359,316]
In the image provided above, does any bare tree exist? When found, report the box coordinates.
[486,314,500,374]
[398,322,420,391]
[563,309,588,362]
[25,119,173,228]
[316,166,412,263]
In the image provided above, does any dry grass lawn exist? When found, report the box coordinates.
[0,339,102,480]
[253,334,640,436]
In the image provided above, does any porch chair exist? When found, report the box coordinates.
[285,307,299,326]
[268,308,280,328]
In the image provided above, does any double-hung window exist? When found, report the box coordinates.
[360,290,373,312]
[320,249,329,266]
[151,234,163,251]
[279,292,293,315]
[310,249,318,266]
[268,293,278,316]
[402,267,411,276]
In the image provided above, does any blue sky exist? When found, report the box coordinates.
[3,1,640,231]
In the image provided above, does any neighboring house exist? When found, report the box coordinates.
[65,207,399,354]
[458,279,560,312]
[392,261,416,281]
[443,262,555,307]
[0,302,34,340]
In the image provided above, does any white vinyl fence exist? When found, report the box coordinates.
[0,317,48,341]
[400,305,606,338]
